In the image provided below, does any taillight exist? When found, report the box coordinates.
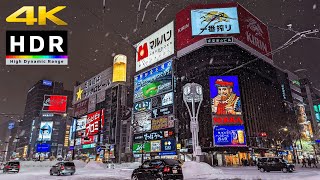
[18,165,20,169]
[5,166,10,169]
[61,165,65,170]
[163,166,170,173]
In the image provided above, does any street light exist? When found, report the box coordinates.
[183,83,203,162]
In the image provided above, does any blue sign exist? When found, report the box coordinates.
[69,146,74,150]
[37,143,51,152]
[134,60,173,102]
[213,125,246,147]
[191,7,240,36]
[43,80,53,86]
[8,122,15,130]
[316,139,320,143]
[161,138,176,151]
[159,151,177,156]
[278,151,288,156]
[96,146,101,152]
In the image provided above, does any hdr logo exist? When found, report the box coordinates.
[6,31,68,65]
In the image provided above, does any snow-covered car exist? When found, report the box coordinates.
[50,161,76,176]
[131,159,183,180]
[2,161,20,173]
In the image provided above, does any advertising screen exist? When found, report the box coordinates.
[151,115,175,131]
[134,60,173,102]
[76,116,87,131]
[135,21,174,72]
[42,95,67,113]
[74,99,89,117]
[38,121,53,141]
[161,138,176,151]
[152,105,174,118]
[85,110,103,136]
[42,80,52,86]
[314,104,320,122]
[133,112,152,133]
[36,143,51,152]
[213,125,246,147]
[133,142,151,154]
[191,7,240,36]
[151,91,174,108]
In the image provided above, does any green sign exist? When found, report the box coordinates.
[133,142,151,154]
[292,80,300,86]
[82,143,96,149]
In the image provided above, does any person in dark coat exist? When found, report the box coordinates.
[307,158,312,168]
[312,158,317,168]
[302,158,307,168]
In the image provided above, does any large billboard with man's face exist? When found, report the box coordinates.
[134,60,173,102]
[38,121,53,141]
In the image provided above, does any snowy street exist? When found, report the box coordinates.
[0,161,320,180]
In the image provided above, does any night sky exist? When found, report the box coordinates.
[0,0,319,125]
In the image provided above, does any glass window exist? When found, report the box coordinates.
[142,161,150,168]
[150,160,163,167]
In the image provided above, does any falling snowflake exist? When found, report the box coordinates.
[93,58,97,61]
[111,53,116,57]
[313,4,317,10]
[299,62,302,65]
[95,49,99,53]
[133,28,138,33]
[105,32,110,37]
[69,31,73,35]
[283,61,286,64]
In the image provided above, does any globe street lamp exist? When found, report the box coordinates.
[183,83,203,162]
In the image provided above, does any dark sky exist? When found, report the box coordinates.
[0,0,319,121]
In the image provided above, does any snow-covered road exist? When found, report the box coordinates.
[0,161,319,180]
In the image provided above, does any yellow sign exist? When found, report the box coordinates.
[6,6,67,25]
[151,117,168,130]
[177,143,181,150]
[76,87,83,101]
[112,54,127,82]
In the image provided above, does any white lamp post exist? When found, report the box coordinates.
[183,83,203,161]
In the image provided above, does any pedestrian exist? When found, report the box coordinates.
[307,158,312,168]
[312,158,317,168]
[241,158,244,166]
[302,158,307,168]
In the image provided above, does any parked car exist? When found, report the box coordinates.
[50,161,75,176]
[259,157,295,173]
[2,161,20,173]
[131,159,183,180]
[257,157,268,170]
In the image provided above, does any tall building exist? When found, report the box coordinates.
[16,80,73,158]
[72,67,130,163]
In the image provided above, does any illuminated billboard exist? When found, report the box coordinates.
[135,21,174,72]
[209,76,241,116]
[151,91,174,108]
[151,115,175,131]
[85,109,104,136]
[314,104,320,122]
[133,111,152,133]
[133,129,175,142]
[134,99,152,113]
[112,54,127,82]
[213,125,246,147]
[133,142,151,154]
[38,121,53,141]
[161,138,176,151]
[76,116,87,131]
[151,140,161,152]
[191,7,240,36]
[134,60,173,102]
[42,95,67,113]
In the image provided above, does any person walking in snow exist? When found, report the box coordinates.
[312,158,317,168]
[307,158,312,168]
[302,158,307,168]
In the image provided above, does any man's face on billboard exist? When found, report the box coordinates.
[217,86,232,100]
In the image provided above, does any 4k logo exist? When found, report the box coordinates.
[6,6,67,25]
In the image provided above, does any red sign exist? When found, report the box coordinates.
[85,110,102,136]
[176,2,272,59]
[137,43,149,61]
[82,135,94,144]
[213,116,244,125]
[42,95,67,113]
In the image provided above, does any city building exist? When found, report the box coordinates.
[16,80,73,158]
[71,66,130,163]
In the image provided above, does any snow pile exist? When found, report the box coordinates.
[182,161,223,179]
[20,161,56,168]
[73,160,87,168]
[84,161,106,170]
[114,162,140,170]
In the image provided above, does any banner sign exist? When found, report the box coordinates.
[161,139,176,151]
[74,99,89,118]
[213,125,247,147]
[134,60,173,102]
[206,37,233,44]
[151,115,175,131]
[135,21,174,72]
[86,110,104,136]
[42,95,67,113]
[36,143,51,152]
[133,142,151,154]
[133,129,175,142]
[213,116,244,125]
[76,116,87,131]
[134,99,152,113]
[152,105,174,118]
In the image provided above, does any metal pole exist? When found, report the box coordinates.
[119,119,122,164]
[141,131,144,164]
